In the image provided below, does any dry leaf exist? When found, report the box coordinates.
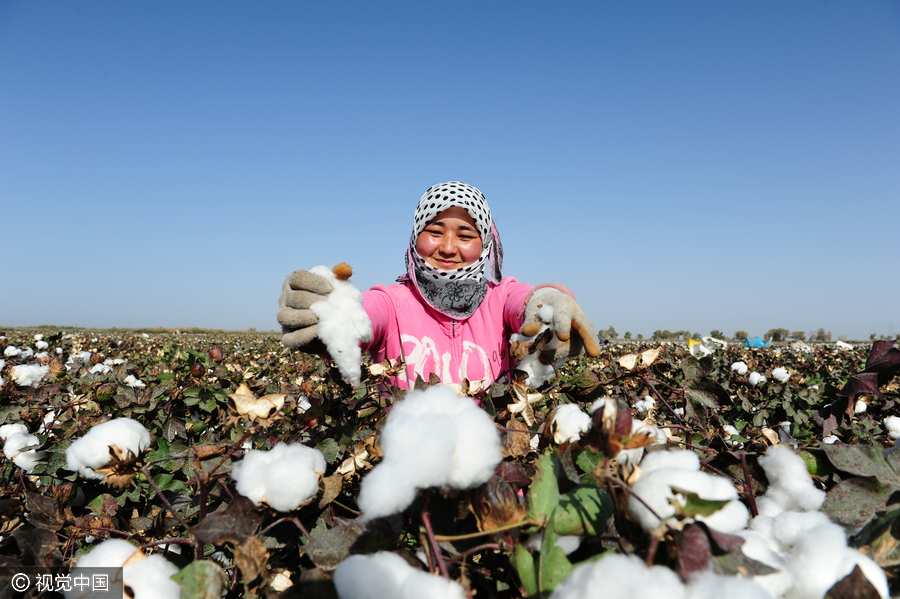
[318,475,344,509]
[507,380,544,427]
[93,444,145,491]
[501,417,532,458]
[234,535,269,584]
[227,383,286,428]
[617,354,639,370]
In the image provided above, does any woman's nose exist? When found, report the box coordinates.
[438,235,456,254]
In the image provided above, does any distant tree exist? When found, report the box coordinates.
[624,331,632,340]
[692,332,701,341]
[710,330,725,340]
[600,326,618,340]
[652,330,674,340]
[764,328,790,343]
[790,331,806,341]
[813,328,832,342]
[637,333,644,340]
[734,330,749,341]
[871,333,878,342]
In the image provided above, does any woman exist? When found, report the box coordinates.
[277,181,601,389]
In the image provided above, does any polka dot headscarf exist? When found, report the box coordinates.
[404,182,504,319]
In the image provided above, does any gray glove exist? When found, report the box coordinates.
[277,270,334,349]
[520,287,603,362]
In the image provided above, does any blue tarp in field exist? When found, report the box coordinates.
[744,336,770,348]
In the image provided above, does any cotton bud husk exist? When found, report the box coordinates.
[226,383,286,428]
[90,352,103,365]
[190,362,205,378]
[208,344,224,362]
[472,475,526,532]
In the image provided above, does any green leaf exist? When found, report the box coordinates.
[512,543,538,598]
[315,438,342,464]
[552,486,613,537]
[822,477,896,529]
[822,444,895,479]
[670,488,731,518]
[526,452,561,526]
[171,560,226,599]
[539,510,573,595]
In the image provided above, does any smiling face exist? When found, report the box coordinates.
[414,206,484,270]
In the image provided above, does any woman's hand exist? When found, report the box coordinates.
[277,269,333,348]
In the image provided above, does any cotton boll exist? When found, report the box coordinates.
[334,552,467,599]
[0,423,29,442]
[514,350,557,388]
[634,395,655,414]
[11,364,50,388]
[524,533,583,555]
[640,449,700,473]
[297,396,312,413]
[822,435,840,444]
[748,372,766,386]
[772,367,790,383]
[731,361,748,375]
[616,420,666,467]
[771,510,832,552]
[231,442,327,512]
[69,539,181,599]
[854,399,868,414]
[4,346,19,357]
[35,340,49,350]
[3,433,46,472]
[786,522,887,599]
[884,416,900,440]
[628,464,747,533]
[685,570,771,599]
[89,363,112,375]
[549,404,591,443]
[357,386,501,519]
[124,374,146,388]
[34,334,44,341]
[549,553,687,599]
[756,445,825,516]
[736,530,794,599]
[66,418,152,480]
[308,265,373,387]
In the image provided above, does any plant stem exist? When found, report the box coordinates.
[433,520,534,542]
[421,492,450,579]
[643,375,686,425]
[739,451,759,518]
[140,464,189,529]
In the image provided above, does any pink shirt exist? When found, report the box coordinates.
[361,277,534,389]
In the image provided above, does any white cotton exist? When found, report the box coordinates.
[550,553,686,599]
[685,570,771,599]
[514,349,557,388]
[731,361,748,375]
[736,530,794,599]
[358,386,501,519]
[0,423,29,442]
[89,363,112,375]
[333,551,467,599]
[297,396,312,413]
[0,359,4,369]
[884,416,900,440]
[634,395,655,414]
[33,334,43,341]
[56,347,62,354]
[69,539,181,599]
[772,367,790,383]
[855,399,868,414]
[308,265,373,387]
[628,453,748,533]
[66,418,152,480]
[755,445,825,516]
[550,404,591,443]
[616,419,666,467]
[35,340,49,350]
[723,424,743,448]
[771,510,833,552]
[4,346,19,357]
[124,374,146,388]
[822,435,840,444]
[20,347,34,358]
[835,340,853,350]
[787,522,889,599]
[11,364,50,388]
[3,432,46,472]
[639,448,700,473]
[524,533,583,555]
[231,442,326,512]
[142,333,150,338]
[748,372,766,386]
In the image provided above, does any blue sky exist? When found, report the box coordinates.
[2,1,898,340]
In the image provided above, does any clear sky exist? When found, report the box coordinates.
[2,1,898,340]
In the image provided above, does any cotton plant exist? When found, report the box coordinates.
[66,418,151,489]
[66,538,181,599]
[231,442,326,512]
[357,385,501,520]
[2,424,46,472]
[737,445,889,599]
[731,361,749,375]
[306,264,373,386]
[627,449,749,534]
[333,551,467,599]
